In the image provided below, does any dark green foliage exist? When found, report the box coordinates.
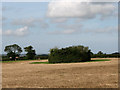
[1,56,10,61]
[97,51,103,55]
[35,54,49,60]
[4,44,22,60]
[7,52,19,60]
[91,51,120,58]
[48,45,91,63]
[19,56,28,60]
[24,46,36,59]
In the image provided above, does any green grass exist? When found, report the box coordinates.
[0,59,37,63]
[30,62,51,64]
[30,59,111,64]
[86,59,110,62]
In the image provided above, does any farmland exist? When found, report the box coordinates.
[2,58,118,88]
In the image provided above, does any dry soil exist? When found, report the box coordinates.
[2,58,118,88]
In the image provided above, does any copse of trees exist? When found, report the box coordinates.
[4,44,22,60]
[48,45,91,63]
[3,44,36,61]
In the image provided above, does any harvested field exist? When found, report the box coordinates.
[2,58,118,88]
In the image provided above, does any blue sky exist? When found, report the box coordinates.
[2,1,118,54]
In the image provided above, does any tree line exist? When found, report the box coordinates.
[4,44,36,60]
[91,51,120,58]
[2,44,120,61]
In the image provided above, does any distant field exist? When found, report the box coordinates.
[2,58,118,88]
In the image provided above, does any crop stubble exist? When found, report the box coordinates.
[2,58,118,88]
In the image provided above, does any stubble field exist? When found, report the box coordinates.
[2,58,118,88]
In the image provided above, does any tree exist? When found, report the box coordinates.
[4,44,22,60]
[97,51,103,55]
[24,46,36,59]
[96,51,104,58]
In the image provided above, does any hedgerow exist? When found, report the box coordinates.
[48,45,91,63]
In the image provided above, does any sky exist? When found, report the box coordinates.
[1,1,118,54]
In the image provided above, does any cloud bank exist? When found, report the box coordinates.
[47,0,116,20]
[3,26,29,36]
[49,25,117,35]
[12,18,49,29]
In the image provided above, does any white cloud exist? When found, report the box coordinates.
[57,24,83,30]
[49,29,78,34]
[4,30,13,35]
[12,17,49,29]
[15,26,29,36]
[85,26,117,33]
[48,24,83,34]
[3,26,29,36]
[12,18,40,27]
[49,25,117,35]
[50,18,67,23]
[47,0,116,20]
[63,29,76,34]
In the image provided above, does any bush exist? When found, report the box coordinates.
[19,56,28,60]
[1,58,10,61]
[48,45,91,63]
[35,54,49,60]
